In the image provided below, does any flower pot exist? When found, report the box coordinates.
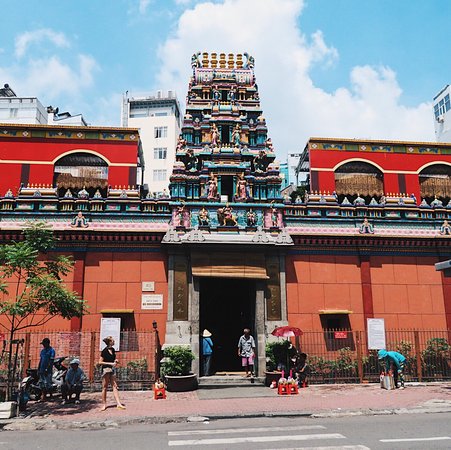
[165,374,198,392]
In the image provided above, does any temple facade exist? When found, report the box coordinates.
[0,52,450,377]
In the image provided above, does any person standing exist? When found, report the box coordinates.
[378,349,406,389]
[238,328,256,377]
[202,329,213,376]
[61,358,85,405]
[99,336,126,411]
[38,338,55,400]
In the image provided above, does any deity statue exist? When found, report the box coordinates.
[231,124,241,147]
[176,134,187,152]
[243,52,255,69]
[175,202,186,227]
[359,218,374,234]
[246,209,257,227]
[270,203,278,227]
[71,211,89,228]
[93,189,102,199]
[78,187,89,199]
[185,148,198,171]
[235,173,248,200]
[264,137,274,152]
[64,189,73,198]
[211,123,220,147]
[254,150,268,172]
[198,207,210,227]
[227,87,237,103]
[191,52,201,68]
[207,174,218,200]
[212,86,220,103]
[222,203,237,226]
[4,189,13,198]
[440,219,451,235]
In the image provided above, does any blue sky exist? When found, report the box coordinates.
[1,0,449,157]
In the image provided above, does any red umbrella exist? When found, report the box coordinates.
[271,326,303,337]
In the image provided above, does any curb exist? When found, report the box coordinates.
[2,406,451,431]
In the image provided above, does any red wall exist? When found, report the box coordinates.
[286,254,447,331]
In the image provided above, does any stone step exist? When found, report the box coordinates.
[198,375,265,388]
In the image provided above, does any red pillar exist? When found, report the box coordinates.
[70,252,86,331]
[360,256,374,328]
[383,173,399,195]
[404,174,421,205]
[441,270,451,331]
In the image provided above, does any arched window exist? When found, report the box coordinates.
[334,161,384,197]
[54,152,109,196]
[419,163,451,201]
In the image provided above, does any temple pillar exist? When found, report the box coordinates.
[360,255,374,328]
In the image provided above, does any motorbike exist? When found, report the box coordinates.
[20,356,68,401]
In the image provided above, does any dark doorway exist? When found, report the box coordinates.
[200,278,255,374]
[220,175,234,201]
[221,125,230,143]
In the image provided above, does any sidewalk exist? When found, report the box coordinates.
[3,382,451,431]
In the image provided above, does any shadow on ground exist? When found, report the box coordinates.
[22,397,99,418]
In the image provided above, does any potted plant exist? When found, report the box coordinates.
[265,341,290,387]
[161,345,197,392]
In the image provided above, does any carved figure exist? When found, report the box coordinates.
[207,174,218,200]
[211,123,220,147]
[235,173,248,200]
[4,189,13,198]
[353,195,365,206]
[440,219,451,235]
[243,52,255,69]
[198,207,210,227]
[431,196,443,208]
[176,134,186,152]
[212,86,220,102]
[264,137,273,151]
[246,209,257,227]
[71,211,89,228]
[191,52,201,68]
[93,189,102,199]
[217,203,237,226]
[185,148,198,171]
[175,202,186,227]
[359,218,374,234]
[64,189,73,198]
[78,188,89,199]
[254,150,268,172]
[227,87,237,103]
[232,124,241,147]
[270,203,278,227]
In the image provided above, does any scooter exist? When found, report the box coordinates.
[20,356,68,401]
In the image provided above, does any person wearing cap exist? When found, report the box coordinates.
[61,358,86,405]
[38,338,55,400]
[202,329,213,376]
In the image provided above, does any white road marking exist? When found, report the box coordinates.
[263,446,370,450]
[168,433,346,446]
[168,425,326,436]
[380,436,451,442]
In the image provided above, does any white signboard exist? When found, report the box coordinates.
[142,281,155,292]
[142,294,163,310]
[100,318,121,351]
[367,318,386,350]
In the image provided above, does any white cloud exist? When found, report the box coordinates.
[15,29,70,58]
[0,54,98,101]
[156,0,435,158]
[138,0,152,14]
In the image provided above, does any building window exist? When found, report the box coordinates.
[154,126,168,138]
[153,169,167,181]
[434,94,451,119]
[153,147,167,159]
[9,108,18,118]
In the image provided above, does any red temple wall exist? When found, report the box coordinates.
[286,254,447,331]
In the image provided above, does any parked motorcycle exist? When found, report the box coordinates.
[20,356,68,401]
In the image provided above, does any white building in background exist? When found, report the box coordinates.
[433,85,451,143]
[0,84,87,126]
[121,90,181,194]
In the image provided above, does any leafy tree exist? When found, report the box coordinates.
[0,221,87,400]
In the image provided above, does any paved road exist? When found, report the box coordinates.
[1,413,450,449]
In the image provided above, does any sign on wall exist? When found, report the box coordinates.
[100,318,121,351]
[142,294,163,310]
[367,318,386,350]
[142,281,155,292]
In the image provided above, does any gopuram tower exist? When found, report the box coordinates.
[169,51,285,229]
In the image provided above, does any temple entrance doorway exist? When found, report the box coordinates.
[199,277,256,375]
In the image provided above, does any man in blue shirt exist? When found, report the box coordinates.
[202,329,213,376]
[38,338,55,399]
[378,349,406,389]
[61,358,86,405]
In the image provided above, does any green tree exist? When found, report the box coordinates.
[0,221,87,400]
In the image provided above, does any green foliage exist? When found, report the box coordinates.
[0,221,88,332]
[422,338,450,375]
[290,185,307,203]
[423,338,450,357]
[265,340,291,371]
[162,346,195,376]
[127,358,148,371]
